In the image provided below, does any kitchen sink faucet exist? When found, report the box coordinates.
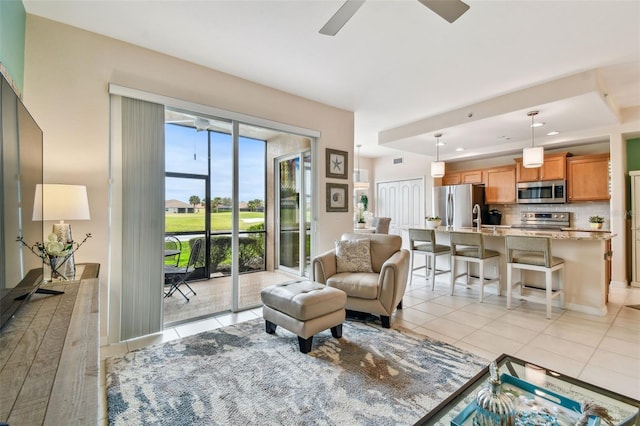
[473,204,481,231]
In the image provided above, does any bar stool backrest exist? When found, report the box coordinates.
[450,232,486,258]
[505,236,552,267]
[408,228,435,250]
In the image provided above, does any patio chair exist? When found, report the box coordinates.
[164,238,201,302]
[164,235,181,267]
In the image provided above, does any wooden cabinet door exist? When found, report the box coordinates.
[540,154,566,181]
[485,166,516,204]
[515,159,540,182]
[441,173,461,186]
[461,170,483,184]
[515,152,567,182]
[567,154,610,201]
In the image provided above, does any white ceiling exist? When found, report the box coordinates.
[23,0,640,161]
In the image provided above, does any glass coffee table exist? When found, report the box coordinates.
[415,354,640,425]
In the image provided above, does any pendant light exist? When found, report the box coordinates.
[523,110,544,168]
[431,133,445,178]
[354,144,369,190]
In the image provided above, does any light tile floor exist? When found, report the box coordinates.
[99,275,640,424]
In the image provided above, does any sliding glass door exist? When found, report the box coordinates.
[164,109,311,324]
[276,151,311,276]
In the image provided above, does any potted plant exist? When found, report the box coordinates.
[425,216,442,229]
[359,194,368,212]
[589,216,604,230]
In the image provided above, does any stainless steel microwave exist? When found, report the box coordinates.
[516,180,566,204]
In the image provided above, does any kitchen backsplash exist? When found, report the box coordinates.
[491,202,611,229]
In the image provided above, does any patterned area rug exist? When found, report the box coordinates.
[106,318,488,425]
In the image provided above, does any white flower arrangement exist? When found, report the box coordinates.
[17,232,92,280]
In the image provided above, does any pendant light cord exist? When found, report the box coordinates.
[528,110,538,148]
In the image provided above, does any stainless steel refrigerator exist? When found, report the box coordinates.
[432,184,486,228]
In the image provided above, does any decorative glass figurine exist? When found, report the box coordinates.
[473,362,516,426]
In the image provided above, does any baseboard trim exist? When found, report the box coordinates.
[610,280,629,288]
[565,302,607,317]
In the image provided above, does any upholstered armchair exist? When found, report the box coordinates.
[312,233,410,328]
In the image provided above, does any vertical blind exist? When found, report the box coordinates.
[120,97,164,340]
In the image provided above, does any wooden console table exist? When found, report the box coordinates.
[0,263,100,425]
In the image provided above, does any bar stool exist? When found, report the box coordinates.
[449,232,500,302]
[505,235,564,319]
[408,228,450,289]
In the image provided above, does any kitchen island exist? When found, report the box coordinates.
[405,226,615,316]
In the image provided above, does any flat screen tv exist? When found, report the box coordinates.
[0,72,44,332]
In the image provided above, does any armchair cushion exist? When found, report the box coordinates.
[326,272,379,299]
[335,239,373,273]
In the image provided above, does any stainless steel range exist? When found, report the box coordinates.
[511,211,570,230]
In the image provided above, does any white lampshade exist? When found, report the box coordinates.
[32,184,91,221]
[523,146,544,168]
[354,181,369,190]
[431,161,445,178]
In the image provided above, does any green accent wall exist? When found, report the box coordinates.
[626,138,640,214]
[628,138,640,172]
[0,0,26,93]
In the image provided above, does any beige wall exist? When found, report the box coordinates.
[24,16,354,340]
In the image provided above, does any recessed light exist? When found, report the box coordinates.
[437,142,445,146]
[547,131,560,136]
[456,148,464,152]
[530,122,545,128]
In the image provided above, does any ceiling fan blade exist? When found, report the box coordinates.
[319,0,366,36]
[417,0,470,23]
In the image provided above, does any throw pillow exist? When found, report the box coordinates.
[335,239,373,273]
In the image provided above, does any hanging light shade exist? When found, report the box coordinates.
[354,144,369,190]
[431,133,445,178]
[523,111,544,168]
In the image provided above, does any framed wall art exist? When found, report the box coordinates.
[326,148,348,179]
[326,183,348,212]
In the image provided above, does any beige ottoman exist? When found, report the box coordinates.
[261,280,347,353]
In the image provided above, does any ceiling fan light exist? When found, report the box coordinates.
[431,161,445,178]
[194,117,210,131]
[523,146,544,168]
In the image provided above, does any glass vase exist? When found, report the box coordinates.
[44,256,74,282]
[473,362,516,426]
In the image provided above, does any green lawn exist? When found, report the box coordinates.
[165,211,266,269]
[165,211,265,233]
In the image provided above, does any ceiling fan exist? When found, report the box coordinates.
[166,115,213,131]
[319,0,470,36]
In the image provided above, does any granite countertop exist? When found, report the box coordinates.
[426,225,616,241]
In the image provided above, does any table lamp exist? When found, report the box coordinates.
[32,184,90,276]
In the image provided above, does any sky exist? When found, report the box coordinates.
[165,124,266,204]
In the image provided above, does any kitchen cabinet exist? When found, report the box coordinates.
[567,153,610,202]
[440,169,483,186]
[515,152,568,182]
[461,170,483,184]
[441,172,461,186]
[484,165,516,204]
